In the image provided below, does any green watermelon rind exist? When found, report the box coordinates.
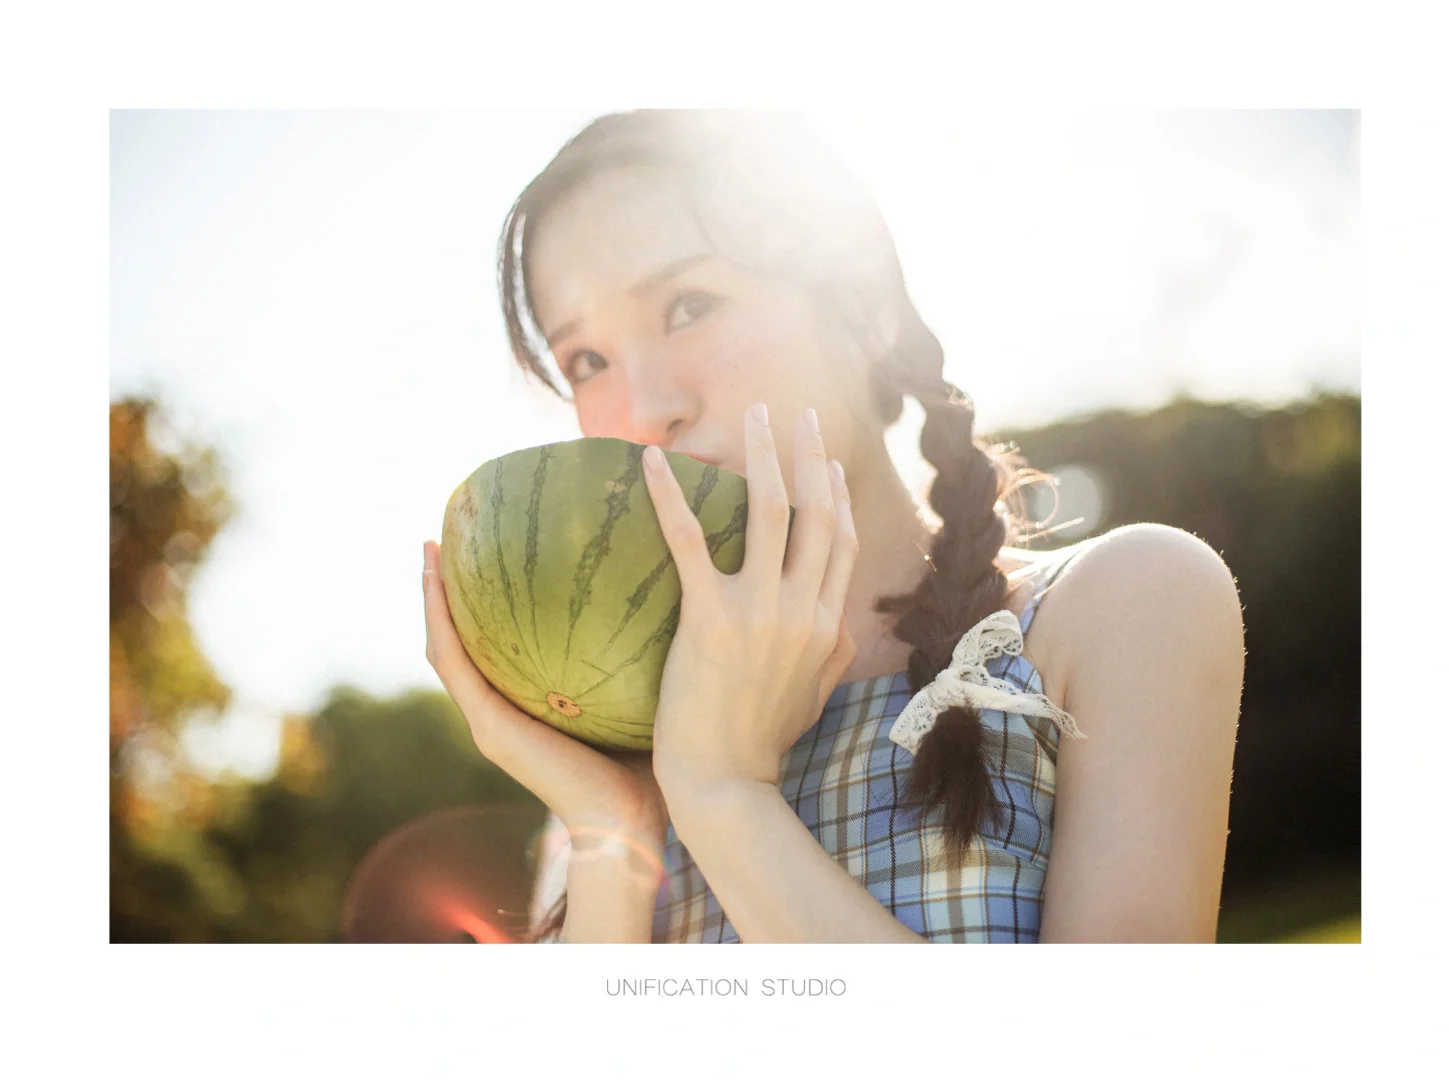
[439,437,751,751]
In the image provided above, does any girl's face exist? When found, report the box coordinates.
[525,167,875,499]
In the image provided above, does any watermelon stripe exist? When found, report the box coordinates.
[574,599,681,700]
[580,720,657,738]
[602,554,673,652]
[562,443,645,663]
[688,464,720,514]
[483,465,547,685]
[705,499,749,557]
[446,486,539,692]
[576,709,656,730]
[578,694,670,721]
[455,581,541,693]
[570,716,652,742]
[600,463,722,654]
[522,444,553,684]
[574,500,748,699]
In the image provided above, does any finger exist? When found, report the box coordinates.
[782,406,836,599]
[422,542,639,816]
[815,458,860,618]
[815,620,858,715]
[641,445,723,605]
[423,539,531,728]
[422,540,491,705]
[740,402,790,593]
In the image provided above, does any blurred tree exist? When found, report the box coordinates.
[205,688,547,942]
[110,397,249,940]
[109,399,233,782]
[110,398,546,942]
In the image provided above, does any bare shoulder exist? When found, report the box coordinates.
[1024,524,1244,703]
[1029,525,1246,941]
[1047,523,1238,600]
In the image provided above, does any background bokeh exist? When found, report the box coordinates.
[109,109,1359,943]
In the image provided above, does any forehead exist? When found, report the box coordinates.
[525,166,712,331]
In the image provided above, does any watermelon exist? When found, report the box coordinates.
[439,437,765,751]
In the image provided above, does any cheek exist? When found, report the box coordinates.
[574,397,629,439]
[704,301,822,397]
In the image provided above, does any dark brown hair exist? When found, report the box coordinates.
[495,110,1044,942]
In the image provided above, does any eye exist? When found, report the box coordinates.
[563,350,607,386]
[664,290,720,333]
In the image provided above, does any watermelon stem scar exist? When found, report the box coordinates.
[547,692,582,718]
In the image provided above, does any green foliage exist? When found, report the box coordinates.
[114,684,551,943]
[110,396,249,941]
[110,398,234,746]
[173,690,542,942]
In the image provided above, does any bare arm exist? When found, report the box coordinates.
[527,812,664,943]
[1035,524,1245,942]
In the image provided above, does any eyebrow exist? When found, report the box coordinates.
[543,253,715,348]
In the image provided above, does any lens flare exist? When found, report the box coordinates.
[339,803,544,943]
[434,893,514,944]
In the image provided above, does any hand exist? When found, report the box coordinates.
[641,403,859,801]
[421,540,669,864]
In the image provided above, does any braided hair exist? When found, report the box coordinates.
[870,317,1035,850]
[497,111,1043,940]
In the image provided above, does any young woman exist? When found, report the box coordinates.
[420,110,1245,943]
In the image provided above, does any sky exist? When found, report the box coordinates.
[109,108,1359,778]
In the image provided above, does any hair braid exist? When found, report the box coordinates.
[872,320,1024,855]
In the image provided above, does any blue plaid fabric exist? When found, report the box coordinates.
[649,546,1085,943]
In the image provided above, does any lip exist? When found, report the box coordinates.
[677,451,723,468]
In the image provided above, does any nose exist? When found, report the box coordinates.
[619,353,693,448]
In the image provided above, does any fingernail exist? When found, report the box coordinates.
[750,402,769,427]
[831,459,845,484]
[804,407,819,433]
[643,445,665,472]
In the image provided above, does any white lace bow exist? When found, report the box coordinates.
[888,609,1086,755]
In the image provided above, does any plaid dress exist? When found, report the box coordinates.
[649,543,1088,943]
